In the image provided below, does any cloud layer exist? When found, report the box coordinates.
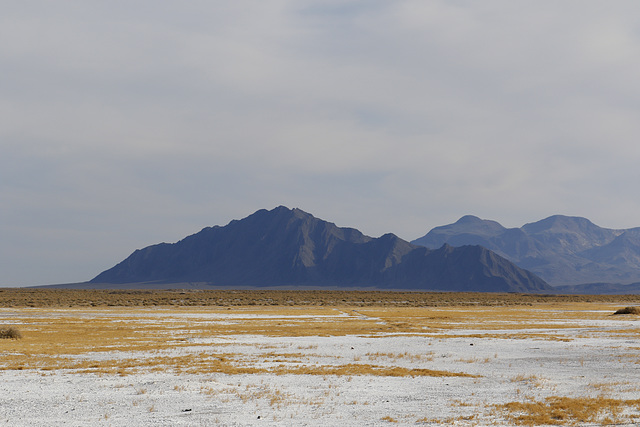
[2,1,640,285]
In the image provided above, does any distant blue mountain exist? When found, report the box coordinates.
[89,206,551,293]
[412,215,640,287]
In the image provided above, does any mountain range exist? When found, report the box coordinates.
[412,214,640,287]
[87,206,551,293]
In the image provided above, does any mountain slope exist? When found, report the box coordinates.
[553,282,640,295]
[412,215,640,286]
[91,206,551,292]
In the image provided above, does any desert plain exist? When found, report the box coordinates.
[1,289,640,426]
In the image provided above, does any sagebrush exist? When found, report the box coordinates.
[614,306,640,315]
[0,327,22,339]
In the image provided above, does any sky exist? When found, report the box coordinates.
[2,1,640,286]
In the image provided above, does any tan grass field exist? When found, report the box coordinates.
[1,289,640,425]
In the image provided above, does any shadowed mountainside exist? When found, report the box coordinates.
[89,206,551,293]
[412,215,640,287]
[553,282,640,295]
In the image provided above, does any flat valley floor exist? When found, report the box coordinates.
[1,290,640,426]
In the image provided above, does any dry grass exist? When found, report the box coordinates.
[0,350,475,378]
[588,381,640,394]
[0,306,479,376]
[355,304,625,335]
[269,364,476,378]
[201,383,323,409]
[494,396,640,425]
[0,300,635,375]
[511,374,547,389]
[416,415,477,424]
[2,288,640,308]
[366,351,434,363]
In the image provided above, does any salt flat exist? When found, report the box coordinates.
[1,303,640,426]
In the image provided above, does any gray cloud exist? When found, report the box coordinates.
[2,1,640,285]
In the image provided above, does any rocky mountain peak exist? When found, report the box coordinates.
[89,206,550,293]
[412,214,640,287]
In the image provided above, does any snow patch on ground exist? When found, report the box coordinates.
[2,308,640,425]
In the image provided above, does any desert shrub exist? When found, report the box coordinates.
[0,327,22,339]
[613,306,640,315]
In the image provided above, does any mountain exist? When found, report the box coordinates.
[412,215,640,286]
[89,206,552,292]
[553,282,640,295]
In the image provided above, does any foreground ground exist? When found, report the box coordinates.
[1,290,640,425]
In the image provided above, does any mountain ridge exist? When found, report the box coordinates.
[89,206,551,293]
[412,215,640,286]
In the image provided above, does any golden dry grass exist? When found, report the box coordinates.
[494,396,640,425]
[0,299,634,378]
[0,305,481,376]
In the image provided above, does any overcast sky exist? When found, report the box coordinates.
[2,1,640,286]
